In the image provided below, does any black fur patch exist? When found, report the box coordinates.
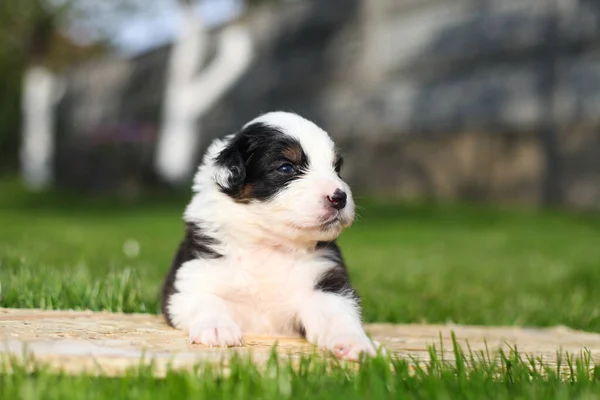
[161,223,222,326]
[214,122,309,202]
[294,241,358,337]
[296,323,307,338]
[314,241,359,301]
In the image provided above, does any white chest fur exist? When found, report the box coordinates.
[170,245,335,335]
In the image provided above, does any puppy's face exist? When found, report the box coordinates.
[211,112,355,243]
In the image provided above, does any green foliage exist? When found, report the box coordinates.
[0,0,133,173]
[0,55,22,172]
[0,0,66,172]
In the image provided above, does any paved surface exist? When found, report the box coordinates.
[2,308,600,376]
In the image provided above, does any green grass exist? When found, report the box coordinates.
[1,179,600,398]
[2,340,600,399]
[1,181,599,330]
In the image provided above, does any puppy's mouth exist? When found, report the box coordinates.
[318,214,348,230]
[286,214,349,232]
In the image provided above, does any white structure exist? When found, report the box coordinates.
[19,0,252,189]
[20,66,64,190]
[154,2,253,185]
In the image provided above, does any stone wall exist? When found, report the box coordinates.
[201,0,600,208]
[56,0,600,208]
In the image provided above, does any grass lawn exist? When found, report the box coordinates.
[1,179,600,398]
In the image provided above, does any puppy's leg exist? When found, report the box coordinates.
[165,257,243,347]
[168,291,243,347]
[298,291,382,361]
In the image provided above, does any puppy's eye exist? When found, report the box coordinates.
[334,158,343,176]
[277,163,296,174]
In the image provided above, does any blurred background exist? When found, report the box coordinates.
[1,0,600,330]
[2,0,600,209]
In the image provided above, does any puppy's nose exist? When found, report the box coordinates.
[327,189,347,210]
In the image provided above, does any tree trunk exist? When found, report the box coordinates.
[154,1,253,186]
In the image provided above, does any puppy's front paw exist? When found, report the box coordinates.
[328,334,384,361]
[188,317,243,347]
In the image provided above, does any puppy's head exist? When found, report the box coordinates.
[208,111,355,243]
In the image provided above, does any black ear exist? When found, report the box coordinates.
[213,137,246,195]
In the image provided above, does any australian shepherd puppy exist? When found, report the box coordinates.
[161,111,382,361]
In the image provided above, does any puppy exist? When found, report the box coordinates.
[161,111,381,360]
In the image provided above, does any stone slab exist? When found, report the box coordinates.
[2,308,600,377]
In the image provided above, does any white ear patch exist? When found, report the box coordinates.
[192,135,235,192]
[213,166,235,189]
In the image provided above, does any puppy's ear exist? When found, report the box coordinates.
[213,138,246,195]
